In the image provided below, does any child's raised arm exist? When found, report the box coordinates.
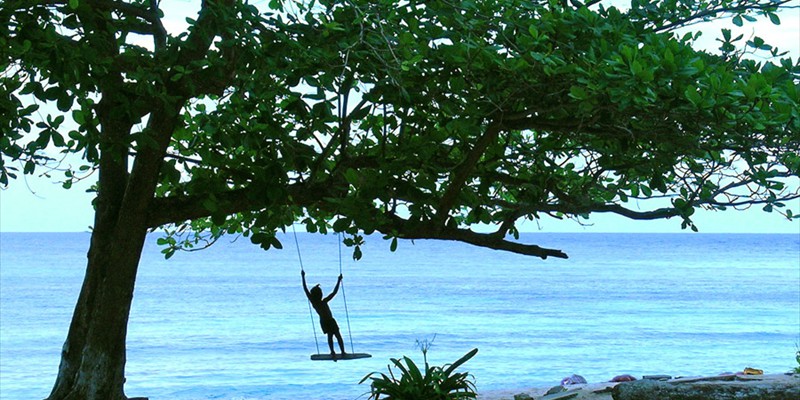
[324,274,343,302]
[301,270,311,299]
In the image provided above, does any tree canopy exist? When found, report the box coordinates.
[3,1,799,261]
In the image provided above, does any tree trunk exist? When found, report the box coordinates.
[46,100,177,400]
[47,223,149,400]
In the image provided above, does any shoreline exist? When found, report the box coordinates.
[476,372,799,400]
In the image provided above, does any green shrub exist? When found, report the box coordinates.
[360,348,479,400]
[794,349,800,374]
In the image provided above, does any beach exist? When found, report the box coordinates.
[477,373,799,400]
[479,380,619,400]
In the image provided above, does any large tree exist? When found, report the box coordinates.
[1,0,798,398]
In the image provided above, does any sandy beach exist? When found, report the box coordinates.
[477,373,799,400]
[478,380,619,400]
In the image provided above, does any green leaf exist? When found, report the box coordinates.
[344,168,359,185]
[348,105,371,121]
[390,237,398,252]
[684,86,702,106]
[211,213,226,226]
[732,15,743,27]
[569,86,588,100]
[23,160,35,174]
[528,25,538,39]
[57,94,72,112]
[443,348,478,376]
[250,232,265,244]
[768,12,780,25]
[332,217,350,232]
[202,197,217,212]
[72,110,86,125]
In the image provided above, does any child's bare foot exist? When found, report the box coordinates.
[331,352,338,362]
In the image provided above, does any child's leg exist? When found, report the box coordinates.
[327,334,337,361]
[335,331,346,354]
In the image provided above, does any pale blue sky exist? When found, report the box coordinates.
[1,2,799,233]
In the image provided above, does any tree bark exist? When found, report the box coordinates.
[45,2,235,396]
[47,223,149,400]
[47,99,179,400]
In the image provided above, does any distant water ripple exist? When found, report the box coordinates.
[1,232,798,399]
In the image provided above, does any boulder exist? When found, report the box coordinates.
[560,374,587,385]
[612,374,800,400]
[610,374,637,382]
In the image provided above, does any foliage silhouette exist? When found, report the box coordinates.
[360,348,479,400]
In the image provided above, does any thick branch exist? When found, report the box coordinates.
[591,204,681,219]
[435,123,501,223]
[147,188,254,227]
[146,182,326,228]
[388,214,568,259]
[176,0,235,65]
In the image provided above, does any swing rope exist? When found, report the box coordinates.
[293,224,320,355]
[338,233,355,354]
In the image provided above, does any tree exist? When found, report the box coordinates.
[1,0,798,398]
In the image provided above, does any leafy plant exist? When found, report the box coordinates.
[360,348,479,400]
[794,344,800,374]
[795,351,800,374]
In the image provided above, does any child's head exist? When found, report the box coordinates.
[310,285,323,301]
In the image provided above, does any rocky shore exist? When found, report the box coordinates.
[478,372,799,400]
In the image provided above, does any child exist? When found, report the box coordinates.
[301,270,346,361]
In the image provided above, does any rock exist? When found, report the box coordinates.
[540,389,580,400]
[513,393,534,400]
[612,374,800,400]
[593,385,616,394]
[642,374,671,381]
[611,374,637,382]
[560,374,587,385]
[743,367,764,375]
[668,375,736,384]
[545,385,566,395]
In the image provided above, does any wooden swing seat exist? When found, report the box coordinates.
[310,352,372,361]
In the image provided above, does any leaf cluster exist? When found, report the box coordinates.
[360,348,479,400]
[2,0,798,259]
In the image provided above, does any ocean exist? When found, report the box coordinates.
[0,232,798,400]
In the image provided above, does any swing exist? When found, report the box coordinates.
[293,226,372,362]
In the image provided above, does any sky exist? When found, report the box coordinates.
[1,1,799,234]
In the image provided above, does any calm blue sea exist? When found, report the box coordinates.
[1,232,798,400]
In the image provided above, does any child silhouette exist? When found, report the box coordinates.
[301,270,346,361]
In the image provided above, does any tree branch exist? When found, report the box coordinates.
[176,0,235,66]
[653,0,795,32]
[385,214,568,259]
[146,182,327,228]
[435,122,501,224]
